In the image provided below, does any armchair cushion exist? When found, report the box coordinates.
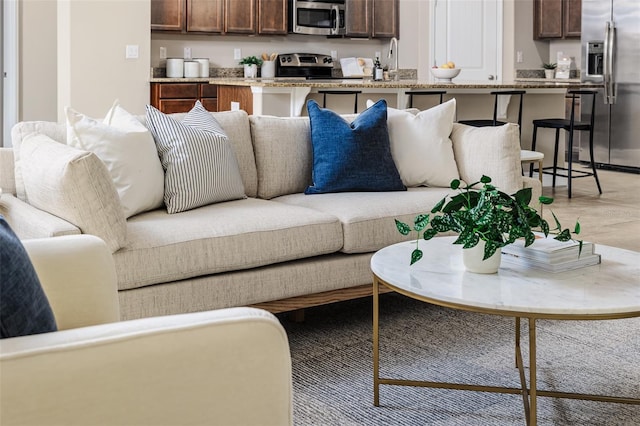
[0,217,57,338]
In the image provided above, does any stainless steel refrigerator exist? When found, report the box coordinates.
[581,0,640,171]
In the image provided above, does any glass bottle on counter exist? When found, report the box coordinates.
[374,57,384,81]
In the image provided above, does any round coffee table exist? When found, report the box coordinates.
[371,236,640,426]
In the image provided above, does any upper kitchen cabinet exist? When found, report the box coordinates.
[534,0,581,39]
[153,0,285,35]
[346,0,398,39]
[151,0,185,31]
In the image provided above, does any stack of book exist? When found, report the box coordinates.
[501,233,601,273]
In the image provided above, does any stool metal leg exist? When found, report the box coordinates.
[530,124,538,178]
[588,128,603,194]
[567,129,574,198]
[552,129,560,189]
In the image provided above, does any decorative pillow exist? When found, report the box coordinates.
[145,101,246,214]
[305,99,405,194]
[451,122,523,194]
[66,101,165,218]
[20,134,127,253]
[366,99,420,115]
[381,98,459,188]
[0,217,57,339]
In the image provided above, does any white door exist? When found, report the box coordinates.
[431,0,502,82]
[2,0,19,147]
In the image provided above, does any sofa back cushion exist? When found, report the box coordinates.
[250,115,313,199]
[451,122,523,194]
[164,110,258,198]
[11,121,67,202]
[20,133,127,253]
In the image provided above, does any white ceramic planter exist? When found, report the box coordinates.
[462,240,502,274]
[244,64,258,78]
[544,69,555,79]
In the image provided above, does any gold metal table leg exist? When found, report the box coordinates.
[529,318,537,426]
[373,275,380,407]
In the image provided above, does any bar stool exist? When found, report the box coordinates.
[531,89,602,199]
[459,90,526,138]
[406,90,447,108]
[318,90,362,113]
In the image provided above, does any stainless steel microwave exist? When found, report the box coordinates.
[289,0,346,36]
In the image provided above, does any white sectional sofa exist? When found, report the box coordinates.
[0,103,541,320]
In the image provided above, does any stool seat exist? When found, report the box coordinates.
[406,90,447,108]
[458,119,509,128]
[532,118,591,131]
[318,90,362,113]
[520,150,544,162]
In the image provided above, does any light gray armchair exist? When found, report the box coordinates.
[0,234,292,426]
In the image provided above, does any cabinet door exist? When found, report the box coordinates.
[564,0,581,38]
[151,0,185,31]
[372,0,398,38]
[187,0,224,32]
[346,0,370,38]
[225,0,256,33]
[258,0,287,34]
[218,86,253,115]
[534,0,563,39]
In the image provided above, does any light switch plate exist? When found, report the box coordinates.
[184,47,192,60]
[126,45,139,59]
[234,48,242,60]
[159,47,167,60]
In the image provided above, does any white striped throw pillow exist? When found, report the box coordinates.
[146,101,246,214]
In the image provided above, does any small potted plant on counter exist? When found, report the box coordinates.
[239,56,263,78]
[542,63,557,79]
[395,176,582,273]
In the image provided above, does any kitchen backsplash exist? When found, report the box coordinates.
[152,67,417,80]
[516,69,580,79]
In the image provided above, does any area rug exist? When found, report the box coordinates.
[279,293,639,425]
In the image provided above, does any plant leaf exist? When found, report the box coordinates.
[483,240,499,260]
[450,179,461,190]
[395,219,411,235]
[431,197,446,214]
[423,228,438,240]
[410,249,423,265]
[480,175,492,184]
[551,211,562,231]
[574,220,581,235]
[413,214,429,231]
[554,228,572,242]
[539,196,554,205]
[515,187,532,205]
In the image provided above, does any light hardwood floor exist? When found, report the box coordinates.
[537,166,640,251]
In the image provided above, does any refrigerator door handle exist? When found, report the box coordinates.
[608,21,616,104]
[603,21,611,103]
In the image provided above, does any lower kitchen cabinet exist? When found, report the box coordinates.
[217,86,253,115]
[150,82,218,113]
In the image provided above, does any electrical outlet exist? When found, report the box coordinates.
[330,50,337,59]
[184,47,192,60]
[231,101,240,111]
[159,47,167,60]
[516,51,524,63]
[375,51,381,59]
[125,45,139,59]
[234,48,242,60]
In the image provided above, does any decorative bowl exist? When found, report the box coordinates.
[430,68,461,82]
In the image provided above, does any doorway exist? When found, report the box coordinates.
[2,0,19,147]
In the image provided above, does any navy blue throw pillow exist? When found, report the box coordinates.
[305,99,406,194]
[0,217,57,338]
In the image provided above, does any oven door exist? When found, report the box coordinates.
[292,1,345,36]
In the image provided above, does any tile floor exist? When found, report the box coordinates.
[537,165,640,251]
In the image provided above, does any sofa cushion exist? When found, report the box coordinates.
[451,122,523,194]
[114,197,344,290]
[0,217,57,338]
[20,133,127,253]
[305,99,405,194]
[11,121,67,202]
[250,115,312,199]
[274,188,453,253]
[383,99,458,188]
[162,110,258,198]
[146,102,246,214]
[65,101,165,218]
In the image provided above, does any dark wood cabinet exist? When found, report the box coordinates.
[151,0,185,31]
[153,0,284,35]
[150,83,218,114]
[534,0,581,39]
[257,0,287,35]
[346,0,398,39]
[217,86,253,115]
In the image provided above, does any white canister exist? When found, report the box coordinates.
[260,61,276,78]
[166,58,184,78]
[184,61,200,78]
[194,58,210,77]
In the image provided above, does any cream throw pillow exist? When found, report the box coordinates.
[451,122,523,195]
[66,101,165,218]
[368,98,459,188]
[20,133,127,253]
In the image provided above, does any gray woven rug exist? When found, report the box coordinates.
[280,293,640,425]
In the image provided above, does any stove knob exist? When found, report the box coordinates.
[286,57,292,63]
[280,56,286,63]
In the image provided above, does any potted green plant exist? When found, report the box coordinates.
[395,176,582,272]
[239,56,263,78]
[542,62,557,79]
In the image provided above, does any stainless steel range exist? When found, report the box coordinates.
[276,53,334,79]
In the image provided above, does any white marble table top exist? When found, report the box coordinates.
[371,237,640,319]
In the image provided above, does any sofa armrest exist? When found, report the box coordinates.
[22,235,120,330]
[0,307,292,426]
[0,194,80,239]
